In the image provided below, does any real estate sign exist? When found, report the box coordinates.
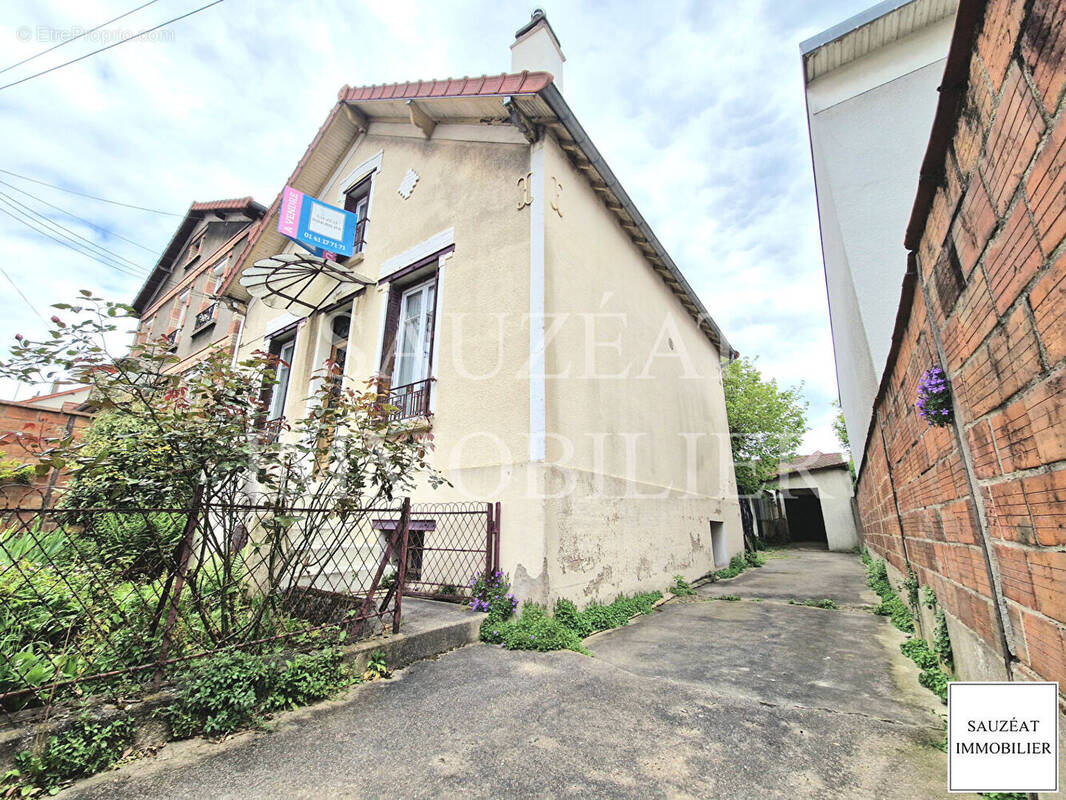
[278,186,359,257]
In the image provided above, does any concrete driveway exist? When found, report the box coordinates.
[66,548,960,799]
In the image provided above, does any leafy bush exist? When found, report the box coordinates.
[481,585,661,654]
[265,649,352,711]
[7,714,134,793]
[482,603,588,654]
[81,512,185,579]
[902,568,920,613]
[0,457,35,485]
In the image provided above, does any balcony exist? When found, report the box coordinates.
[385,378,432,421]
[193,302,217,333]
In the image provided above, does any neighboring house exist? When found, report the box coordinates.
[768,451,859,552]
[0,390,94,508]
[131,198,266,372]
[802,0,957,462]
[856,0,1066,696]
[220,11,744,603]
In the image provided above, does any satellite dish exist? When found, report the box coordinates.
[240,253,373,313]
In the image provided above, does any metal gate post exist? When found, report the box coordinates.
[485,503,494,576]
[493,501,501,574]
[153,484,203,690]
[392,497,411,634]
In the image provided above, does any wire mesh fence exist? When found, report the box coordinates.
[403,502,500,601]
[0,492,414,725]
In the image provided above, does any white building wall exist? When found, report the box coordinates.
[777,467,860,552]
[805,12,954,460]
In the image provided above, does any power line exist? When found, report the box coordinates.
[0,203,146,279]
[0,167,181,217]
[0,266,48,324]
[0,178,157,253]
[0,0,163,76]
[0,191,148,273]
[0,0,227,93]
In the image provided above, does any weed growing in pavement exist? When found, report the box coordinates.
[718,594,741,601]
[900,637,949,704]
[865,558,914,633]
[670,575,697,596]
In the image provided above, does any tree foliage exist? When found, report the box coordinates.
[722,356,808,495]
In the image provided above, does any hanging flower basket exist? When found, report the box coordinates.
[916,366,953,427]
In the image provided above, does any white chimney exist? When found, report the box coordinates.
[510,9,565,92]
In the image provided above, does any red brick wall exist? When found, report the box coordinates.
[856,0,1066,691]
[0,401,93,508]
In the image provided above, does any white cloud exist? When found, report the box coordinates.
[0,0,871,450]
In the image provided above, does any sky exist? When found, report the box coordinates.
[0,0,878,453]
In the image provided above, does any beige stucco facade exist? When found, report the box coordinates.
[230,92,742,603]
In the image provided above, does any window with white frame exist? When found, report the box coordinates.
[265,333,296,422]
[392,278,436,389]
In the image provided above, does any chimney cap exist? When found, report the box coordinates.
[514,8,562,51]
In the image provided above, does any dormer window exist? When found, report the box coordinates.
[343,177,371,253]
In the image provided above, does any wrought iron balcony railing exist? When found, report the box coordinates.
[194,302,217,329]
[385,378,432,421]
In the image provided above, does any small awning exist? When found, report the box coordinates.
[240,253,374,313]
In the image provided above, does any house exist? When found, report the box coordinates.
[764,452,859,552]
[221,11,743,603]
[131,197,266,372]
[802,0,957,463]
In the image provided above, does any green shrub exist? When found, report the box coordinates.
[482,603,588,654]
[166,650,272,738]
[265,649,352,712]
[484,591,662,654]
[82,512,185,579]
[0,457,35,485]
[7,714,134,793]
[921,586,938,610]
[670,575,696,596]
[552,598,591,637]
[902,568,920,613]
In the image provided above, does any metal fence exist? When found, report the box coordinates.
[404,502,501,601]
[0,489,501,725]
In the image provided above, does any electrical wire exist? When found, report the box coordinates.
[0,266,48,323]
[0,178,157,252]
[0,204,146,279]
[0,0,163,76]
[0,192,148,273]
[0,0,227,93]
[0,168,181,217]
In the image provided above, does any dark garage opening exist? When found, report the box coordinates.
[783,489,828,547]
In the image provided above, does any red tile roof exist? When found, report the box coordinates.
[190,197,259,213]
[776,451,848,478]
[338,71,553,103]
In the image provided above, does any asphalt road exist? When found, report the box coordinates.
[66,548,963,799]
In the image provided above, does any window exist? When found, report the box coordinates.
[380,276,436,420]
[265,333,296,422]
[343,177,371,253]
[175,289,192,331]
[186,234,205,266]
